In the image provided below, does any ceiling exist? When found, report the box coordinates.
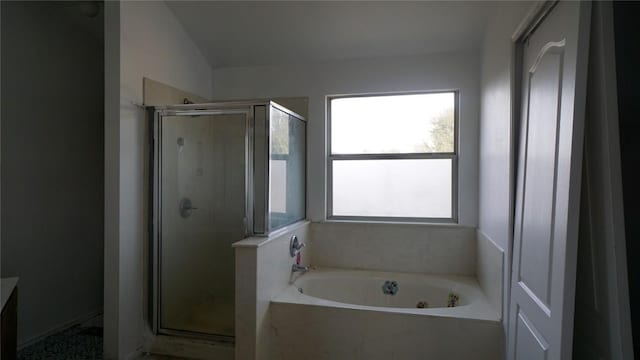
[166,1,509,69]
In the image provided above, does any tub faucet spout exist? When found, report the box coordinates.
[291,264,309,273]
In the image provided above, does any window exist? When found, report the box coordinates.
[327,91,457,222]
[269,105,306,230]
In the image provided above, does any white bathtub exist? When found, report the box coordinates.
[270,268,502,360]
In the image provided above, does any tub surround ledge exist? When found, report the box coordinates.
[233,221,311,248]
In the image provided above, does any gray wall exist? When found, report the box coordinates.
[613,2,640,356]
[104,2,214,357]
[1,1,104,345]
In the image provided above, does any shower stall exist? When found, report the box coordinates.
[150,101,306,341]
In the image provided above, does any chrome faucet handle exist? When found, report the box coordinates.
[289,235,305,257]
[291,264,309,273]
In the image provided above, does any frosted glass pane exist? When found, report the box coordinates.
[331,93,455,154]
[332,159,452,218]
[270,160,287,213]
[269,108,306,230]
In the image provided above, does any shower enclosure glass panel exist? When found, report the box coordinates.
[159,113,247,338]
[152,101,306,340]
[269,107,306,229]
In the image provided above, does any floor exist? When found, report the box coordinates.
[16,313,227,360]
[16,325,204,360]
[16,326,194,360]
[17,325,103,360]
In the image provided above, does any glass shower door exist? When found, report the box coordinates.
[158,112,248,338]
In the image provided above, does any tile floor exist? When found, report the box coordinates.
[17,325,103,360]
[16,314,205,360]
[137,355,195,359]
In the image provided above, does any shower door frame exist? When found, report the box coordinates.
[150,100,306,341]
[150,103,256,343]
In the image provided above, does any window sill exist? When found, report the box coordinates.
[321,218,469,229]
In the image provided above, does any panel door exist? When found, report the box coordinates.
[508,2,591,359]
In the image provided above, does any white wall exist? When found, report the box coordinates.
[1,1,104,345]
[234,221,311,360]
[477,3,530,328]
[104,2,214,358]
[212,52,480,227]
[310,222,476,275]
[0,0,3,293]
[120,3,212,104]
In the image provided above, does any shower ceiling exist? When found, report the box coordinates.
[166,1,529,69]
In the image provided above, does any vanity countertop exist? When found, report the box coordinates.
[1,277,19,312]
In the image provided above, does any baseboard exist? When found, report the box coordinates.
[18,309,103,350]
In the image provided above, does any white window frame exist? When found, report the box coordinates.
[326,90,459,223]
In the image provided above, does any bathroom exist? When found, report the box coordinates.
[1,1,637,360]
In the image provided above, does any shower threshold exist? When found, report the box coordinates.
[160,298,235,344]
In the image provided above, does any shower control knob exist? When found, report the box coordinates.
[179,198,198,218]
[289,235,305,257]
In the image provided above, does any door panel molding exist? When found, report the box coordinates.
[515,309,549,359]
